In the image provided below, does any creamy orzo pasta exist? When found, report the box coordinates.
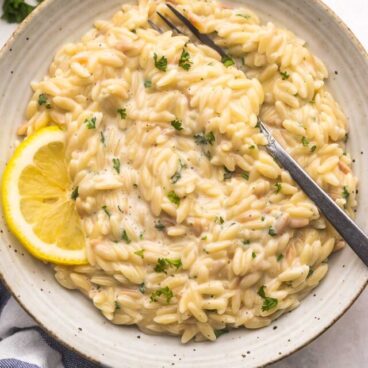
[20,0,357,343]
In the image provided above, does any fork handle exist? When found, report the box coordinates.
[265,133,368,267]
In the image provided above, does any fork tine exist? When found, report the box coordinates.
[148,19,163,33]
[166,3,227,59]
[157,11,183,35]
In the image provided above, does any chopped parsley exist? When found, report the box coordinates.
[134,249,145,258]
[252,251,257,259]
[117,108,127,119]
[121,229,131,244]
[236,14,251,19]
[307,268,314,278]
[276,254,284,261]
[241,171,250,180]
[194,132,215,145]
[167,191,180,206]
[38,93,50,108]
[102,205,111,217]
[100,131,105,145]
[214,328,229,338]
[138,283,145,294]
[280,71,290,80]
[150,286,174,304]
[85,116,96,129]
[155,221,165,231]
[171,171,181,184]
[257,286,278,311]
[2,0,43,23]
[268,227,277,236]
[301,136,309,146]
[144,80,152,88]
[242,240,250,245]
[154,53,168,72]
[222,55,235,67]
[178,49,192,70]
[223,167,234,180]
[216,216,225,225]
[342,186,350,201]
[114,301,120,310]
[71,186,79,200]
[154,258,182,273]
[274,182,282,193]
[171,119,183,131]
[112,158,121,174]
[310,145,317,152]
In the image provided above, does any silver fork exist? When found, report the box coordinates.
[149,5,368,267]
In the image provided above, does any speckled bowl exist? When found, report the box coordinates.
[0,0,367,367]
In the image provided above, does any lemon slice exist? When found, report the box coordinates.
[1,126,87,265]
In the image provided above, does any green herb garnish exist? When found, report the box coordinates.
[236,14,251,19]
[134,249,145,258]
[241,171,250,180]
[268,227,277,236]
[214,328,229,338]
[280,71,290,80]
[117,108,127,119]
[276,254,284,261]
[310,145,317,152]
[179,49,192,70]
[150,286,174,304]
[216,216,225,225]
[112,158,121,174]
[102,205,111,217]
[274,182,282,193]
[155,221,165,231]
[167,191,180,206]
[301,136,309,146]
[257,286,278,311]
[71,186,79,200]
[122,229,131,244]
[223,167,234,180]
[144,80,152,88]
[138,283,145,294]
[194,132,215,145]
[222,55,235,67]
[252,251,257,259]
[154,53,168,72]
[342,186,350,201]
[85,116,96,129]
[171,119,183,131]
[154,258,182,273]
[100,131,105,145]
[114,301,120,310]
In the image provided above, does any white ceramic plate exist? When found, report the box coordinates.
[0,1,367,367]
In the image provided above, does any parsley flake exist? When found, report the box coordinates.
[268,227,277,236]
[310,145,317,152]
[179,49,192,70]
[121,229,131,244]
[276,254,284,261]
[257,286,278,311]
[71,186,79,200]
[112,158,121,174]
[144,80,152,88]
[214,328,229,338]
[154,258,182,273]
[342,186,350,201]
[102,205,111,217]
[168,191,180,206]
[155,221,165,231]
[224,167,234,180]
[252,251,257,259]
[301,136,309,147]
[280,71,290,80]
[134,249,145,258]
[222,55,235,67]
[241,171,250,180]
[154,53,168,72]
[114,301,120,310]
[194,132,215,145]
[100,131,105,145]
[138,283,145,294]
[236,14,251,19]
[85,116,96,129]
[274,182,282,193]
[171,119,183,131]
[150,286,174,304]
[117,108,127,119]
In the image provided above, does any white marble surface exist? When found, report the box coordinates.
[0,1,367,367]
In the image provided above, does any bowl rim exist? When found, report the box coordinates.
[0,0,367,367]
